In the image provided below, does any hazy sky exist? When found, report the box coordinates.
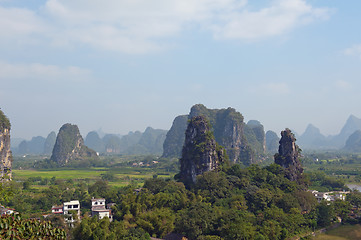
[1,0,361,139]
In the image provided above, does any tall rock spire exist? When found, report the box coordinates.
[51,123,99,166]
[274,128,303,182]
[179,116,227,185]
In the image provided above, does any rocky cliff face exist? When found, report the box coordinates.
[51,123,98,166]
[179,116,227,184]
[274,128,303,182]
[163,104,265,165]
[162,115,188,158]
[246,120,266,154]
[0,109,12,180]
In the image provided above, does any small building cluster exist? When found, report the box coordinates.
[311,190,349,202]
[51,198,113,225]
[51,200,81,226]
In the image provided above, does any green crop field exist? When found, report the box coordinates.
[12,169,107,180]
[12,167,175,189]
[313,224,361,240]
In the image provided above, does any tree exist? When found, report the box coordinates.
[347,190,361,208]
[175,202,219,239]
[0,214,66,239]
[136,208,175,238]
[333,199,352,223]
[317,202,334,227]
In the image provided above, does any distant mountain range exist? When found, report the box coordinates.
[12,132,56,155]
[297,115,361,151]
[12,127,167,156]
[11,112,361,155]
[85,127,167,155]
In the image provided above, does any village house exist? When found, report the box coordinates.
[311,190,348,202]
[51,205,63,214]
[91,197,113,221]
[51,200,80,226]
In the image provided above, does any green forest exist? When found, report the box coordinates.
[2,156,361,239]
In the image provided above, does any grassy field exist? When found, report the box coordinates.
[313,224,361,240]
[12,167,175,189]
[12,169,108,180]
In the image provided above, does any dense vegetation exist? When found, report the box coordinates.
[0,109,10,131]
[5,150,361,239]
[0,214,66,239]
[68,163,356,240]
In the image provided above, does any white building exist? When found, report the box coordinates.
[63,200,80,225]
[311,190,349,203]
[63,200,80,216]
[91,198,113,221]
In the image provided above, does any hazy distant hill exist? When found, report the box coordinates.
[298,115,361,150]
[265,130,279,154]
[44,131,56,154]
[125,127,167,155]
[331,115,361,148]
[17,136,46,155]
[10,138,25,150]
[84,127,167,155]
[12,132,56,155]
[297,124,327,149]
[344,130,361,152]
[84,131,105,153]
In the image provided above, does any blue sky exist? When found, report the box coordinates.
[1,0,361,139]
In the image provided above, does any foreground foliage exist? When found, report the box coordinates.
[0,214,66,239]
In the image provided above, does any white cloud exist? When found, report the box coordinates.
[261,82,291,95]
[0,0,331,53]
[211,0,330,40]
[343,44,361,59]
[0,7,46,39]
[0,61,92,83]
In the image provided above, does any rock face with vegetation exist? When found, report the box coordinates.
[246,120,266,154]
[162,115,188,158]
[0,109,12,180]
[274,128,303,182]
[163,104,265,165]
[179,116,227,184]
[51,123,99,166]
